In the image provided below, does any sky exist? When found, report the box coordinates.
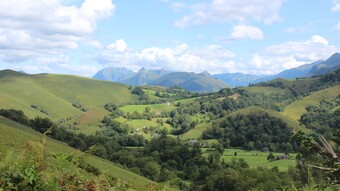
[0,0,339,77]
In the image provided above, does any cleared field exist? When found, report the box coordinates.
[244,86,287,95]
[114,118,173,139]
[204,148,296,171]
[284,85,340,123]
[180,123,211,140]
[175,97,198,104]
[120,103,176,114]
[0,117,157,189]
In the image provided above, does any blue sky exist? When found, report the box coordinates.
[0,0,339,76]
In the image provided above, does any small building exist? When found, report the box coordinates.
[276,155,289,160]
[262,147,270,152]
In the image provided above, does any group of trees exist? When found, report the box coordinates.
[202,112,294,151]
[300,98,340,139]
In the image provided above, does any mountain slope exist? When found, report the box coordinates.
[149,72,228,92]
[306,53,340,76]
[284,85,340,124]
[122,68,172,86]
[0,70,139,132]
[0,116,157,189]
[215,53,340,86]
[92,67,136,82]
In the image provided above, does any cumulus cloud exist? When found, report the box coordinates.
[228,25,264,41]
[243,35,339,74]
[97,43,235,74]
[107,39,128,52]
[332,0,340,11]
[97,35,339,75]
[0,0,115,63]
[174,0,283,28]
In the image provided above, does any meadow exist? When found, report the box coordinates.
[203,148,297,171]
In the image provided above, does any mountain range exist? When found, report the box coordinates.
[93,67,228,92]
[93,52,340,91]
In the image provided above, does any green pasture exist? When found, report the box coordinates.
[120,103,176,114]
[203,148,297,171]
[284,85,340,124]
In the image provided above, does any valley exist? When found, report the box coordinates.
[1,66,339,190]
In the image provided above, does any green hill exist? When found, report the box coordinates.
[181,106,305,141]
[0,70,139,133]
[284,85,340,124]
[0,116,158,190]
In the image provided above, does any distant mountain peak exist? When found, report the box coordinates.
[327,52,340,62]
[138,67,147,73]
[200,71,211,77]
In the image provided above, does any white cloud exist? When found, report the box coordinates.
[98,35,339,75]
[332,0,340,11]
[243,35,338,74]
[97,43,235,74]
[228,25,264,40]
[0,0,115,63]
[107,39,128,52]
[174,0,283,28]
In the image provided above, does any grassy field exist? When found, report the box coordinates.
[0,116,161,190]
[244,86,287,95]
[0,70,139,134]
[120,103,176,114]
[114,117,173,139]
[203,148,296,171]
[180,123,211,140]
[175,97,198,104]
[284,85,340,124]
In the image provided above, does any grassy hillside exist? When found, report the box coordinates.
[120,103,176,114]
[0,116,159,190]
[181,106,304,141]
[180,123,211,140]
[226,106,303,131]
[243,86,287,95]
[0,70,139,132]
[284,85,340,124]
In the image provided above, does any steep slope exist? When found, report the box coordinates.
[122,68,172,86]
[149,72,228,92]
[0,116,157,189]
[254,61,323,83]
[306,52,340,76]
[284,85,340,123]
[0,70,139,132]
[214,53,340,86]
[92,67,136,82]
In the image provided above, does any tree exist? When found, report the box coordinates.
[214,143,224,155]
[145,107,151,113]
[142,162,161,181]
[267,152,275,162]
[131,87,144,96]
